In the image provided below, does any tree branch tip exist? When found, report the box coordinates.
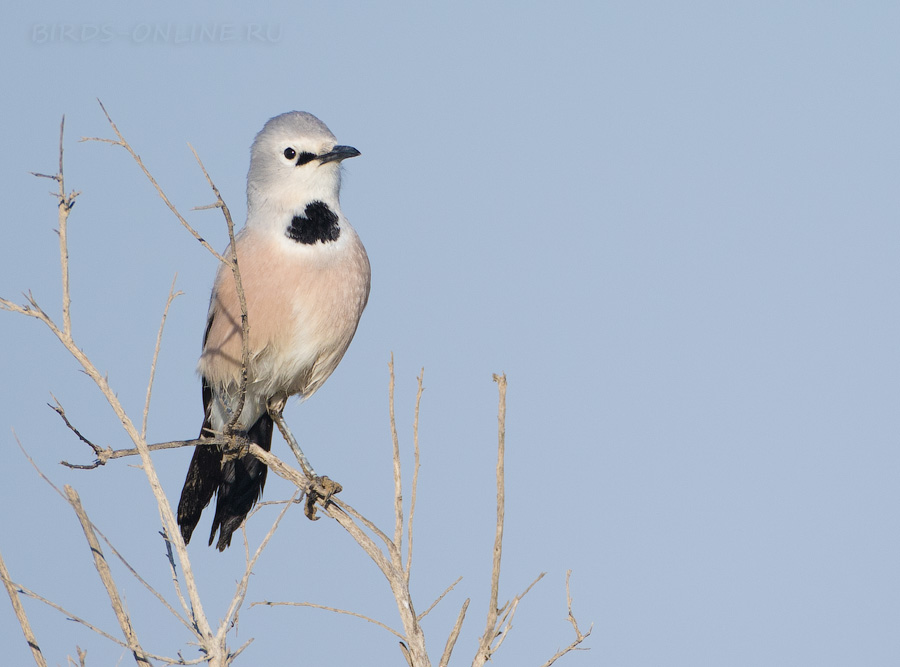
[399,641,413,667]
[60,459,101,470]
[29,171,60,181]
[96,98,114,123]
[79,136,122,146]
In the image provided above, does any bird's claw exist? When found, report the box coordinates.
[303,475,342,520]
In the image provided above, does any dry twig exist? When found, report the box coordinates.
[244,362,431,666]
[439,598,469,667]
[472,373,509,667]
[187,145,251,435]
[252,600,404,640]
[59,434,232,469]
[3,110,219,661]
[143,274,183,439]
[406,368,425,584]
[80,102,225,263]
[537,571,593,667]
[418,575,463,622]
[65,485,151,666]
[0,548,46,667]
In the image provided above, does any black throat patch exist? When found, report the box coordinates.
[286,201,341,244]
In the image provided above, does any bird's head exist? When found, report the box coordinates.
[246,111,359,224]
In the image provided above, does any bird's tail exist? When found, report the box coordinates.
[210,413,273,550]
[177,385,274,551]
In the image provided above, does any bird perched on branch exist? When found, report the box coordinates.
[177,112,370,550]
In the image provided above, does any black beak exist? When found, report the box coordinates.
[318,145,361,164]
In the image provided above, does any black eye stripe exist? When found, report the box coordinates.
[282,148,318,166]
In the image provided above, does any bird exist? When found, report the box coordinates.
[176,111,370,551]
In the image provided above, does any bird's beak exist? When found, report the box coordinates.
[318,145,361,164]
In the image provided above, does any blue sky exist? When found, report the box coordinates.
[2,2,899,665]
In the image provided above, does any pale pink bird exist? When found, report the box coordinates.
[177,112,370,550]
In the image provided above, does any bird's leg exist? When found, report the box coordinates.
[266,395,342,520]
[267,394,317,478]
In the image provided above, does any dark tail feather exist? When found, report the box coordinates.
[177,438,223,545]
[177,379,275,550]
[177,379,222,544]
[207,413,274,551]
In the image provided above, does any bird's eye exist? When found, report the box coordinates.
[283,147,297,160]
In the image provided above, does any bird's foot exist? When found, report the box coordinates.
[220,432,251,463]
[304,475,343,521]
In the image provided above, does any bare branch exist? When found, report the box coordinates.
[248,442,429,662]
[0,548,47,667]
[83,102,250,439]
[491,572,545,656]
[29,171,60,182]
[17,430,192,637]
[60,436,231,469]
[389,356,403,551]
[188,144,250,435]
[330,493,397,553]
[221,492,297,639]
[65,485,151,666]
[160,528,193,627]
[246,445,393,569]
[56,117,74,336]
[229,637,255,662]
[252,601,404,640]
[537,571,593,667]
[49,397,102,460]
[8,580,125,647]
[399,641,414,667]
[82,100,226,263]
[1,578,199,664]
[472,373,508,667]
[15,430,68,503]
[564,570,590,642]
[439,598,469,667]
[143,274,183,439]
[418,576,463,622]
[90,524,193,635]
[406,368,425,582]
[7,109,219,652]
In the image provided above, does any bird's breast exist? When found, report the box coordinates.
[199,227,370,401]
